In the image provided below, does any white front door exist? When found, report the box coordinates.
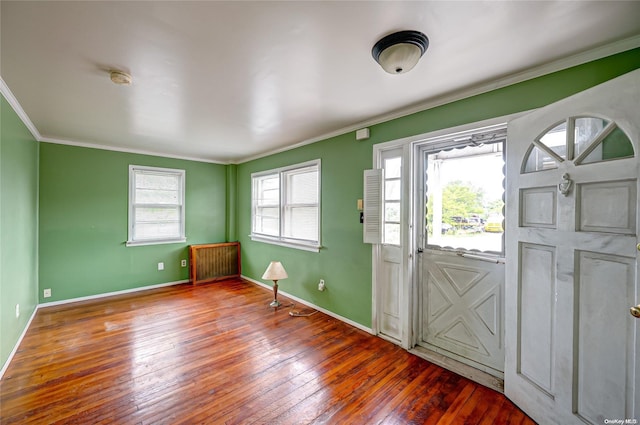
[505,69,640,424]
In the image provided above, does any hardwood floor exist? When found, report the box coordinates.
[0,279,535,424]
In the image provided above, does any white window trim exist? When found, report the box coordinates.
[127,165,186,247]
[250,159,321,252]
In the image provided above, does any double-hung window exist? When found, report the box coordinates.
[127,165,186,246]
[251,160,321,251]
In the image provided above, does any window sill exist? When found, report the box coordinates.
[126,238,187,247]
[250,235,321,252]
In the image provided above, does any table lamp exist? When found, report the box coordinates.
[262,261,288,308]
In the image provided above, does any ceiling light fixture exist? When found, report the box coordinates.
[109,70,132,85]
[372,30,429,74]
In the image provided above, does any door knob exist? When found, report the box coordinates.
[631,305,640,318]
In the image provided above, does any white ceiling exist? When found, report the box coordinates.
[2,1,639,164]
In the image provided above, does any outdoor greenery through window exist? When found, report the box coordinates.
[251,160,320,251]
[127,165,186,246]
[425,142,504,253]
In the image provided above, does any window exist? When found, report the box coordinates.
[251,160,320,251]
[383,156,402,245]
[127,165,186,246]
[425,140,505,254]
[522,116,633,173]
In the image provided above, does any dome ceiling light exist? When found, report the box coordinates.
[109,69,132,85]
[372,30,429,74]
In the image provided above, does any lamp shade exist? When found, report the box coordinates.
[372,30,429,74]
[262,261,288,281]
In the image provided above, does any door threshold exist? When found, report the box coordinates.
[409,346,504,393]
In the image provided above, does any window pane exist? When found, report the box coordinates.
[385,180,401,201]
[384,157,401,178]
[286,168,318,204]
[523,145,559,173]
[136,173,179,191]
[575,117,609,157]
[254,216,279,236]
[255,174,279,205]
[426,142,504,253]
[135,188,180,204]
[539,121,567,160]
[255,207,279,219]
[258,188,279,205]
[582,126,634,164]
[385,202,400,222]
[284,206,318,241]
[135,222,180,240]
[282,165,319,243]
[384,223,400,245]
[253,206,280,236]
[135,207,180,222]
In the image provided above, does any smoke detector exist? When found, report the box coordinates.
[109,70,132,85]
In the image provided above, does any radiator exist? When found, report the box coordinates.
[189,242,241,285]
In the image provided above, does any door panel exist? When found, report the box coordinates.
[577,179,636,234]
[505,69,640,424]
[380,245,401,339]
[576,251,634,423]
[421,250,504,374]
[520,187,557,228]
[518,243,555,397]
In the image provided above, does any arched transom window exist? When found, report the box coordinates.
[522,116,634,173]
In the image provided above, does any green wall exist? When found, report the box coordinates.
[1,95,39,370]
[38,143,228,303]
[236,48,640,328]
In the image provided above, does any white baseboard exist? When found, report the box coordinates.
[0,306,39,380]
[241,275,374,334]
[38,280,189,308]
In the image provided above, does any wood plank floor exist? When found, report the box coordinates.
[0,279,535,424]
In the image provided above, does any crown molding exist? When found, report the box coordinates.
[236,34,640,164]
[0,77,42,141]
[39,137,229,165]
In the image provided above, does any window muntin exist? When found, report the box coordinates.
[425,142,504,254]
[251,160,321,251]
[128,165,186,246]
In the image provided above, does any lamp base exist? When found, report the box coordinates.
[270,299,281,308]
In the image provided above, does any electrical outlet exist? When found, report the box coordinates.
[15,304,20,318]
[158,262,164,271]
[43,288,52,298]
[181,259,187,267]
[318,279,326,291]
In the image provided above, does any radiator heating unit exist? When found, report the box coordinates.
[189,242,241,285]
